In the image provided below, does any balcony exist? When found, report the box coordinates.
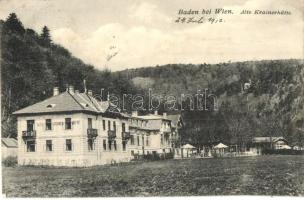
[22,130,36,138]
[163,130,171,135]
[122,131,131,140]
[87,128,98,138]
[170,137,179,144]
[108,130,116,140]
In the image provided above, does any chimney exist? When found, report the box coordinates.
[154,110,158,115]
[132,111,138,117]
[53,87,59,96]
[88,90,93,96]
[163,112,167,118]
[69,85,74,94]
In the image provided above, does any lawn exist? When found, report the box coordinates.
[2,155,304,197]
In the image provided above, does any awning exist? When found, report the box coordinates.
[182,144,196,149]
[214,143,228,149]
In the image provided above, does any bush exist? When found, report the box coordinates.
[263,149,304,155]
[132,152,174,161]
[2,156,17,167]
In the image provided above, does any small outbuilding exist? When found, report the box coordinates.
[1,138,18,159]
[251,137,289,155]
[213,143,228,157]
[181,144,196,158]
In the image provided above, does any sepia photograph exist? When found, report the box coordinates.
[0,0,303,197]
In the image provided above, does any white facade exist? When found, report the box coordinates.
[2,146,18,159]
[128,114,174,157]
[14,88,178,167]
[17,113,132,167]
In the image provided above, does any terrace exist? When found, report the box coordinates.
[22,130,36,139]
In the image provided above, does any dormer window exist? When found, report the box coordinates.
[80,103,89,108]
[46,104,56,108]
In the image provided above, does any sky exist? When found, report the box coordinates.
[0,0,303,71]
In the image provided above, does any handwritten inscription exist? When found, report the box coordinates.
[175,17,223,24]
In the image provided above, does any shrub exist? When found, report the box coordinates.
[143,153,161,161]
[2,156,17,167]
[132,152,174,161]
[262,149,304,155]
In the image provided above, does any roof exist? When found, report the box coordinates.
[2,138,18,148]
[137,114,170,121]
[214,143,228,149]
[13,91,113,115]
[252,137,286,143]
[167,114,182,128]
[129,125,159,131]
[182,144,196,149]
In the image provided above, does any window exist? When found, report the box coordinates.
[166,136,170,145]
[113,121,116,131]
[46,140,52,151]
[66,139,72,151]
[146,136,150,146]
[130,135,135,145]
[113,140,117,151]
[122,123,126,132]
[88,139,94,151]
[45,119,52,130]
[142,135,144,146]
[161,134,163,145]
[27,120,34,131]
[65,118,71,130]
[122,141,126,151]
[88,118,92,129]
[103,139,107,150]
[108,140,112,150]
[103,120,106,130]
[27,140,35,152]
[108,121,111,131]
[131,150,134,156]
[137,135,140,146]
[46,104,56,108]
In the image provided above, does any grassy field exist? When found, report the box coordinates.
[2,155,304,197]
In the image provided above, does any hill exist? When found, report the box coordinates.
[1,13,304,147]
[116,60,304,146]
[1,13,137,138]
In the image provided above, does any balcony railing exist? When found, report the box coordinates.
[170,137,179,144]
[22,130,36,138]
[122,131,131,140]
[108,130,116,140]
[87,128,98,138]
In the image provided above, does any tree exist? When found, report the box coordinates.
[221,96,255,150]
[40,26,52,46]
[3,13,25,34]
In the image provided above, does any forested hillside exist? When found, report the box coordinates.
[1,13,137,138]
[1,13,304,148]
[117,60,304,147]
